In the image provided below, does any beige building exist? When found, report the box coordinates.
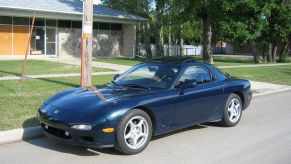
[0,0,146,58]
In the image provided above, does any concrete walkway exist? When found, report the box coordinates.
[250,81,291,96]
[0,71,119,81]
[219,63,291,69]
[0,55,131,72]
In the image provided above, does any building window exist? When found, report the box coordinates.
[111,23,122,31]
[13,17,29,25]
[0,16,12,25]
[72,21,82,28]
[46,19,57,27]
[93,22,99,29]
[34,18,45,26]
[58,20,71,28]
[99,23,110,30]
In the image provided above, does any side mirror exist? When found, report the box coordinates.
[184,81,197,88]
[176,80,197,89]
[175,81,184,88]
[212,75,217,81]
[113,74,120,80]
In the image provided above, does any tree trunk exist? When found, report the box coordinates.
[168,25,172,56]
[161,26,164,56]
[144,22,152,58]
[262,43,267,63]
[250,40,260,64]
[267,42,273,63]
[279,41,289,62]
[135,23,141,58]
[202,14,213,64]
[179,24,184,56]
[272,43,277,64]
[155,1,163,57]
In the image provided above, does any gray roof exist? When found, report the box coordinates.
[0,0,147,23]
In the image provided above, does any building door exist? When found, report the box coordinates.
[46,28,57,55]
[13,26,30,55]
[33,27,45,54]
[0,25,12,55]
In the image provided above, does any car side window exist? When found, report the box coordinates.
[179,66,211,84]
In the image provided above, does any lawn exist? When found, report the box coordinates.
[223,65,291,85]
[95,55,255,66]
[0,75,113,131]
[0,60,113,77]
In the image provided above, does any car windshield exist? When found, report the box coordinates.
[114,63,180,89]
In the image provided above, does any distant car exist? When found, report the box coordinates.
[38,58,252,154]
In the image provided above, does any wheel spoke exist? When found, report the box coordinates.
[132,137,138,147]
[139,132,146,139]
[125,132,132,139]
[229,111,234,120]
[228,100,233,109]
[235,104,240,110]
[137,120,144,128]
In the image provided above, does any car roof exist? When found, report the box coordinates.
[144,57,199,64]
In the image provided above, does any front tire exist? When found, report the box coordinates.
[115,109,152,155]
[220,93,242,127]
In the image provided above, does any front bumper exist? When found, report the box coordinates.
[38,118,115,149]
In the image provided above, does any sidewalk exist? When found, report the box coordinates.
[250,81,291,97]
[0,71,119,81]
[0,55,131,73]
[219,63,291,69]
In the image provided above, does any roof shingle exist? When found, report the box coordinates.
[0,0,146,21]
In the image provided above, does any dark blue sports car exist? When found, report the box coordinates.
[38,58,252,154]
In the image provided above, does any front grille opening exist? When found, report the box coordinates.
[41,123,72,140]
[80,136,94,143]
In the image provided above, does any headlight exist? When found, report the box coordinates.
[71,124,92,130]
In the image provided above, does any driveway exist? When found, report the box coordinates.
[0,91,290,164]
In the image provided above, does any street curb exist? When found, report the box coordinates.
[0,126,43,145]
[0,88,291,146]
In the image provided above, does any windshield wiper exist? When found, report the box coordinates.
[111,81,118,85]
[122,84,150,90]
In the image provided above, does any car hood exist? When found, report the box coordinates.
[46,84,152,109]
[40,84,154,123]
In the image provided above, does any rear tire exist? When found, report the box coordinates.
[220,93,242,127]
[115,109,152,155]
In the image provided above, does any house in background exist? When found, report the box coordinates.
[0,0,146,58]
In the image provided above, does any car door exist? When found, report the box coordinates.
[173,65,224,126]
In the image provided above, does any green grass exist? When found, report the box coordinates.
[0,75,113,131]
[0,60,113,77]
[95,56,255,66]
[223,65,291,85]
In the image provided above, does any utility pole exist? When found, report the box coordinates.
[81,0,93,87]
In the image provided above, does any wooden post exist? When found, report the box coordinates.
[81,0,93,87]
[18,10,36,92]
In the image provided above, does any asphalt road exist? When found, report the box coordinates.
[1,91,291,164]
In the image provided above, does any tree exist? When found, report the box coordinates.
[219,0,265,63]
[155,0,166,56]
[176,0,221,64]
[263,0,291,63]
[219,0,290,64]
